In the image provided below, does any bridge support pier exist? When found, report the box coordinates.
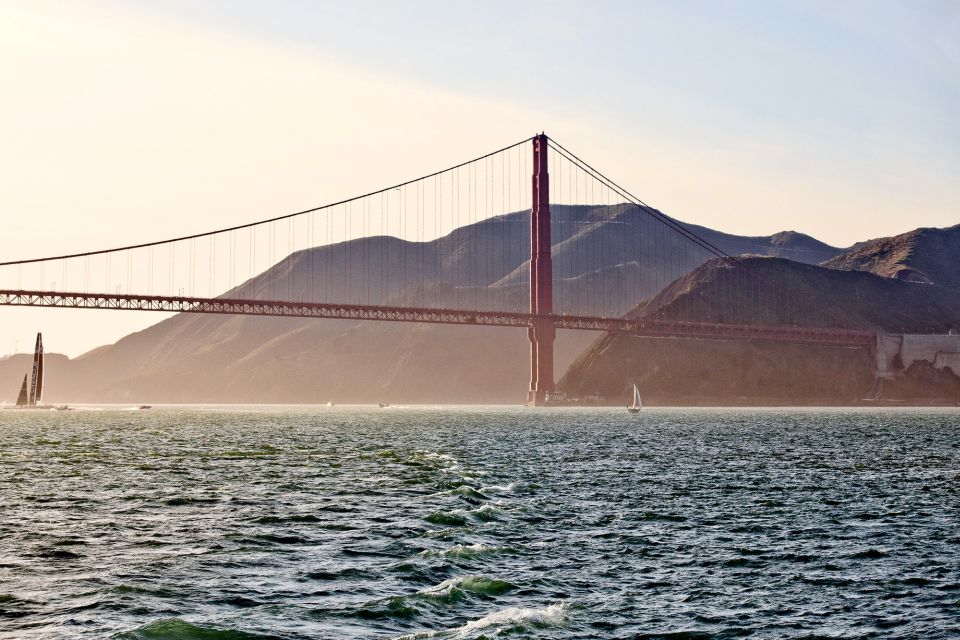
[527,319,555,406]
[527,133,555,406]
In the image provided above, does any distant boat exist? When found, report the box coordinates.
[378,402,390,408]
[326,401,335,407]
[138,405,152,410]
[11,333,53,410]
[627,384,642,414]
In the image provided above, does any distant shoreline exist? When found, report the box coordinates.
[4,401,958,410]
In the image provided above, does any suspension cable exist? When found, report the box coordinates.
[1,136,535,267]
[547,137,732,262]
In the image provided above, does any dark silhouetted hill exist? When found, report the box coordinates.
[560,257,960,405]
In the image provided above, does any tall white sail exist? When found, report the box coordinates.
[628,383,642,411]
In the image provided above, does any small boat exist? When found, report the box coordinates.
[627,384,642,414]
[378,402,390,408]
[326,401,335,407]
[138,405,152,410]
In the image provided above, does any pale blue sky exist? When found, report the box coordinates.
[0,0,957,356]
[140,0,958,187]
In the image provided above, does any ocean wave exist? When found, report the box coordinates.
[112,618,273,639]
[110,584,177,598]
[395,602,569,639]
[419,575,516,598]
[413,451,460,470]
[252,514,321,524]
[468,504,501,522]
[430,486,491,502]
[479,482,515,493]
[418,543,514,559]
[425,505,501,527]
[425,511,469,526]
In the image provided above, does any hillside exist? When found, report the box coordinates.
[822,224,960,290]
[1,206,843,404]
[630,256,960,331]
[561,257,960,405]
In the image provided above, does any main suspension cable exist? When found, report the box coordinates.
[1,136,535,268]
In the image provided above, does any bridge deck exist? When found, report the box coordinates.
[0,289,875,347]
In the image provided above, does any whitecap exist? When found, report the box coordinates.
[480,482,515,493]
[418,543,496,559]
[419,576,462,595]
[394,602,568,639]
[468,504,501,521]
[460,602,569,632]
[418,575,514,597]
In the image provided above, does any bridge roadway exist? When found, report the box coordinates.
[0,289,875,347]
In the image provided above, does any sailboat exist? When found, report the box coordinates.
[10,333,50,409]
[627,383,642,414]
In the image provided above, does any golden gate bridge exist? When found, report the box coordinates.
[0,134,874,405]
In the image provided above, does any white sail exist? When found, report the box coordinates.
[630,384,642,410]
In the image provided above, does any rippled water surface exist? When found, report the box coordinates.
[1,407,958,639]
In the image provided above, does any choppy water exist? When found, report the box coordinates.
[0,407,958,639]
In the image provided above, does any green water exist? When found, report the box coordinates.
[0,406,957,638]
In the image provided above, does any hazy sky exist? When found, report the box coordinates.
[1,0,958,357]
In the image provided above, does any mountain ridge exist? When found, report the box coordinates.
[821,224,960,290]
[7,211,948,406]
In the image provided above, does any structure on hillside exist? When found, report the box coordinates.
[876,333,960,378]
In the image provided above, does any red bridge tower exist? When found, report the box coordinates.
[528,134,555,406]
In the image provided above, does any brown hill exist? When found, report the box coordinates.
[631,256,960,331]
[0,208,845,405]
[821,224,960,290]
[560,257,960,405]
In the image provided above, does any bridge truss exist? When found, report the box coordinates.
[0,289,875,347]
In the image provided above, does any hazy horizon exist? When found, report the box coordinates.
[1,0,957,356]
